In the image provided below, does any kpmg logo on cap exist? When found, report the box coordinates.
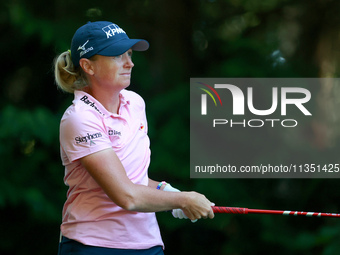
[102,24,126,38]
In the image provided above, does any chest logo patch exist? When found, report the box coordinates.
[108,129,121,136]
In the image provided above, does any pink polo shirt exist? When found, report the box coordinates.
[59,89,164,249]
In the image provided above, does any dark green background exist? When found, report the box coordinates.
[2,0,340,254]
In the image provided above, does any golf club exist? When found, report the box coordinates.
[212,206,340,218]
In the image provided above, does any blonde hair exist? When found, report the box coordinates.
[54,51,88,93]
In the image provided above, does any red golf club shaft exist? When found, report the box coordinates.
[212,206,340,218]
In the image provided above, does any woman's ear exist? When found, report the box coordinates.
[79,58,95,76]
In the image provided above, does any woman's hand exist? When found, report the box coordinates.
[161,183,214,222]
[180,192,215,221]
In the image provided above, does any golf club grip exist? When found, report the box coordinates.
[212,206,248,214]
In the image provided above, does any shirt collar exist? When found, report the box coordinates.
[119,91,130,107]
[74,90,130,117]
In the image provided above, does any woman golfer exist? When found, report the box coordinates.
[54,21,214,255]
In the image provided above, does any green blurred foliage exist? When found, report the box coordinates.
[2,0,340,254]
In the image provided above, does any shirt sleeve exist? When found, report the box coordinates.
[60,108,112,163]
